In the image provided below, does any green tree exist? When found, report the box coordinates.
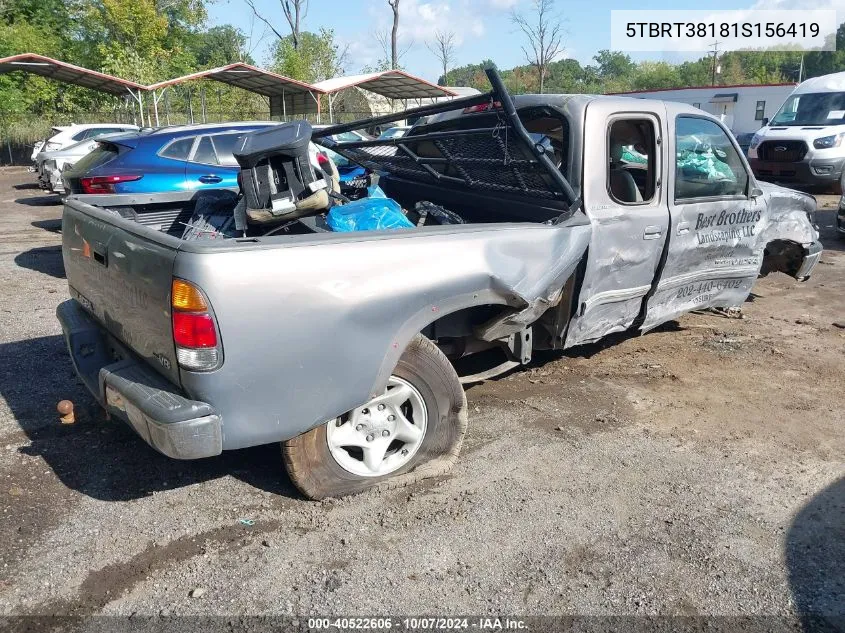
[191,24,252,67]
[269,28,346,83]
[631,61,680,90]
[593,50,635,82]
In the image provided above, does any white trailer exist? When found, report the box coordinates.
[610,83,796,136]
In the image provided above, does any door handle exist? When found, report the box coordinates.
[199,175,222,184]
[677,221,691,235]
[643,225,663,240]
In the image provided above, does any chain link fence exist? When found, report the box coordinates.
[0,109,392,166]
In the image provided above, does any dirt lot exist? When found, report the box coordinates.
[0,166,842,624]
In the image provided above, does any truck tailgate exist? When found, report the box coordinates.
[62,197,182,386]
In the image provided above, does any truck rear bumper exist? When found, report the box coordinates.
[56,299,222,460]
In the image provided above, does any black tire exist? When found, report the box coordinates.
[283,334,468,500]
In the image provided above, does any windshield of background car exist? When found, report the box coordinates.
[771,92,845,126]
[330,131,366,143]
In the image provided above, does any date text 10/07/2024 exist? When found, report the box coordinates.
[306,617,529,631]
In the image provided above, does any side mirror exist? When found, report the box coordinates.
[750,186,764,198]
[762,117,769,126]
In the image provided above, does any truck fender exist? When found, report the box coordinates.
[369,234,589,397]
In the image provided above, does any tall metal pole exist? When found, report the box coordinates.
[709,41,721,85]
[137,91,145,127]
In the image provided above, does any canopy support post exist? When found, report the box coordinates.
[310,91,321,124]
[282,88,287,121]
[328,93,335,123]
[126,88,145,127]
[152,89,164,127]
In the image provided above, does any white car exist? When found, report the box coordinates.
[36,133,132,193]
[378,125,411,140]
[32,123,139,173]
[311,125,373,167]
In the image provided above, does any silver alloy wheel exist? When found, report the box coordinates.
[326,376,428,477]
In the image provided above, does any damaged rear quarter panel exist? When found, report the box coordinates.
[174,221,591,449]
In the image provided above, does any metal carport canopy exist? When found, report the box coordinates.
[147,62,324,116]
[0,53,151,124]
[0,53,147,96]
[312,70,457,100]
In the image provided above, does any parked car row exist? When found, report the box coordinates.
[32,124,140,193]
[32,121,378,198]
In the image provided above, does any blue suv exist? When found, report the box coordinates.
[62,122,275,195]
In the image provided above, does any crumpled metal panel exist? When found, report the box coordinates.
[176,221,592,449]
[641,181,819,331]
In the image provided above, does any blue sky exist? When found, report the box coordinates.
[207,0,839,82]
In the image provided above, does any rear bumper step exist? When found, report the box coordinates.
[56,300,222,459]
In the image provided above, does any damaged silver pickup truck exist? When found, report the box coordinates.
[57,69,821,499]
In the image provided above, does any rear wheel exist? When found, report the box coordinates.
[283,334,467,499]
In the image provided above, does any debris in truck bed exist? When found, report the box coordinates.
[326,196,414,232]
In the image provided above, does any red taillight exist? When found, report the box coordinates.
[80,174,142,194]
[172,312,217,348]
[462,101,502,114]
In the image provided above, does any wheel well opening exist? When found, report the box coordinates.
[761,240,804,278]
[421,304,509,360]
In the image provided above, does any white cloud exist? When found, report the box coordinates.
[364,0,487,47]
[488,0,519,8]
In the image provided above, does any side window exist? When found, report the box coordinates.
[210,133,243,166]
[160,137,194,161]
[607,118,656,205]
[675,116,748,201]
[191,136,218,165]
[72,129,91,141]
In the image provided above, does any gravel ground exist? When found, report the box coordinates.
[0,167,842,624]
